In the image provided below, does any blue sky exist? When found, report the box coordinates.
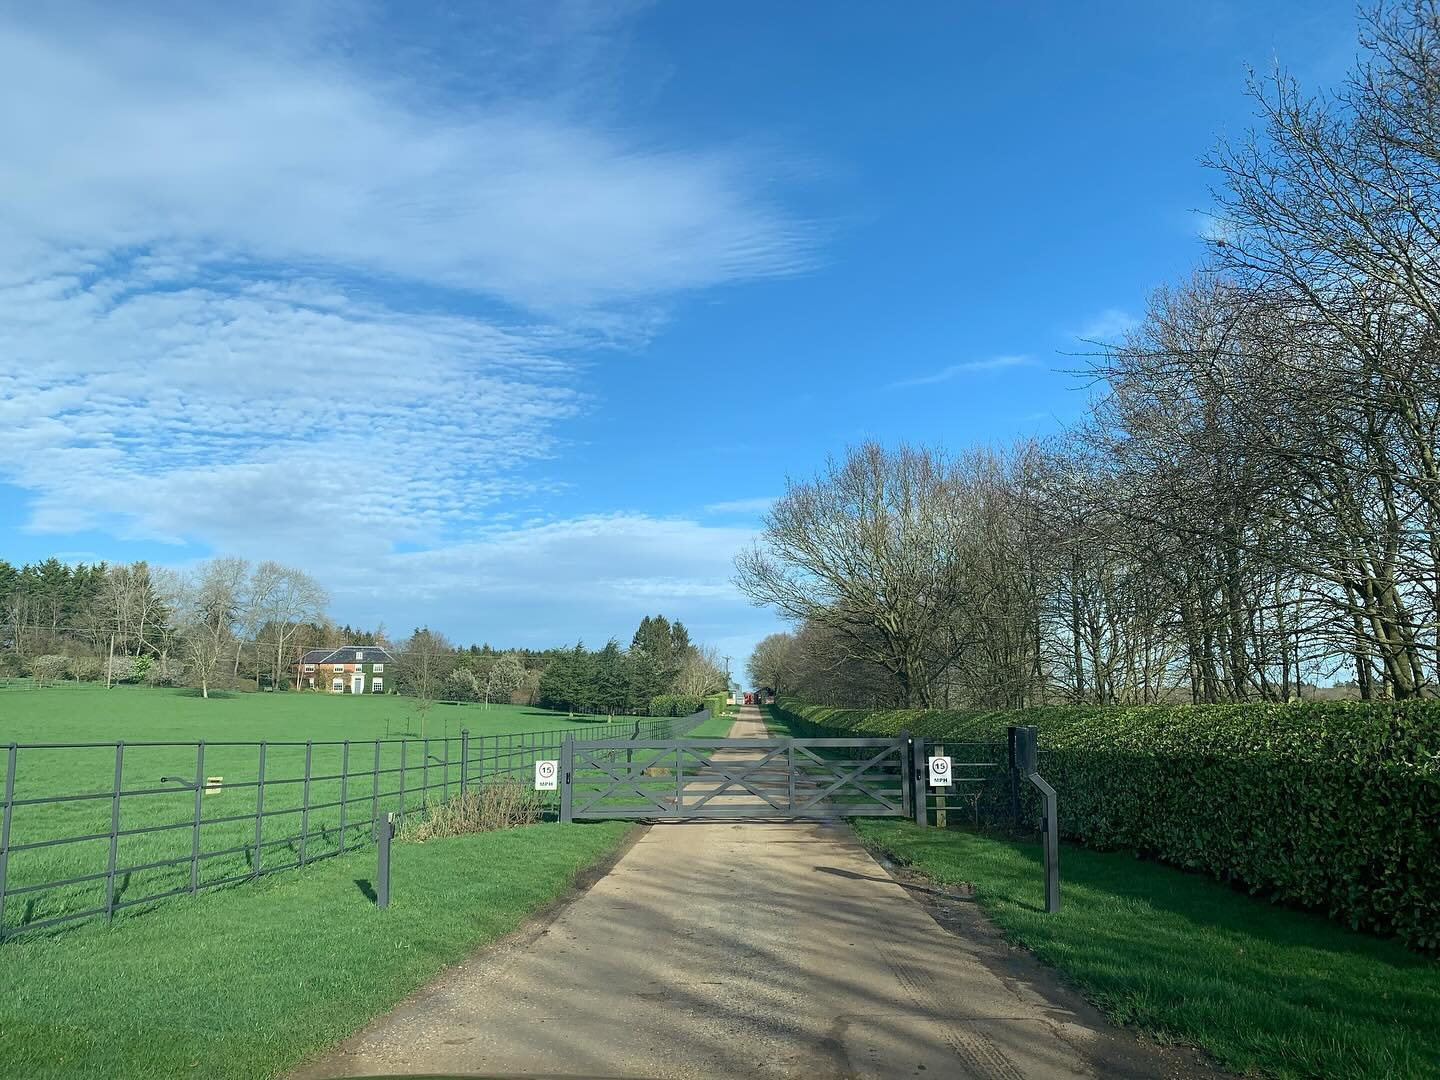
[0,1,1355,663]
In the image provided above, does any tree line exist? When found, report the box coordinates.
[1,556,727,711]
[740,4,1440,708]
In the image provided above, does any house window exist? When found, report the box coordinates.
[307,677,315,688]
[303,664,315,673]
[333,664,345,673]
[373,663,384,673]
[354,650,363,661]
[331,677,343,692]
[371,677,383,694]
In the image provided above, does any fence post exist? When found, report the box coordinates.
[460,729,470,793]
[253,742,266,879]
[0,744,16,935]
[935,743,947,829]
[376,812,393,909]
[190,741,205,894]
[339,740,350,853]
[560,735,574,824]
[371,740,381,833]
[443,737,451,801]
[300,741,313,866]
[398,739,407,824]
[105,741,124,920]
[912,736,927,827]
[787,739,796,812]
[422,738,430,804]
[1007,726,1021,828]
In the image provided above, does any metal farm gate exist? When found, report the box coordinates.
[559,735,910,821]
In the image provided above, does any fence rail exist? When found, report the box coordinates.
[0,710,708,940]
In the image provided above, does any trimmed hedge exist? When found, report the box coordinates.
[704,691,728,718]
[648,693,705,717]
[773,698,1440,952]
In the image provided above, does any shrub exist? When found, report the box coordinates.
[705,691,728,717]
[146,657,185,687]
[29,655,70,684]
[648,693,705,717]
[773,697,1440,952]
[106,656,138,683]
[70,657,102,682]
[403,781,542,841]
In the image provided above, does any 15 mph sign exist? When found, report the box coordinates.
[534,760,559,791]
[928,756,953,787]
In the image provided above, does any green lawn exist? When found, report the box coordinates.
[0,820,634,1079]
[853,819,1440,1080]
[0,685,663,937]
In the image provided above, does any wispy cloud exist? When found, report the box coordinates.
[1071,308,1138,343]
[704,496,776,515]
[889,355,1032,389]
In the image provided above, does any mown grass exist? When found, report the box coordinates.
[0,820,634,1079]
[0,685,658,935]
[853,819,1440,1080]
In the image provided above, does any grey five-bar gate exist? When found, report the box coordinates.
[559,734,911,821]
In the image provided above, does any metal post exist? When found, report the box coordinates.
[253,742,266,878]
[559,735,574,824]
[422,738,430,804]
[460,729,470,793]
[1007,726,1021,827]
[443,737,451,801]
[300,741,313,865]
[190,741,205,894]
[105,742,124,920]
[376,812,393,909]
[898,730,911,818]
[0,744,17,934]
[1039,776,1060,913]
[398,739,407,823]
[339,741,350,853]
[935,743,947,829]
[370,740,381,832]
[912,736,927,827]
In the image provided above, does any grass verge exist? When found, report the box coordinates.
[853,819,1440,1080]
[0,820,633,1079]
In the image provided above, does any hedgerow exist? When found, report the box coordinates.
[773,698,1440,952]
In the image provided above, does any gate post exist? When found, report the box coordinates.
[1014,726,1059,913]
[898,730,912,819]
[1006,725,1021,827]
[460,728,470,794]
[912,736,927,827]
[560,734,574,823]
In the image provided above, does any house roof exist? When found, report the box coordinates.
[298,645,395,666]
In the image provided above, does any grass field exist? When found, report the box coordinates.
[0,685,666,937]
[853,819,1440,1080]
[0,820,634,1079]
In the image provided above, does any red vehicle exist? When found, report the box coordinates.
[743,692,754,705]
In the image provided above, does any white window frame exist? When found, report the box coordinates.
[373,663,384,673]
[371,677,384,693]
[354,650,363,661]
[333,664,345,673]
[331,677,343,692]
[303,664,315,673]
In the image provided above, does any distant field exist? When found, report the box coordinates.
[0,685,665,937]
[0,682,642,744]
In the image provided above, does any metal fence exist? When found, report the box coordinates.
[0,710,708,940]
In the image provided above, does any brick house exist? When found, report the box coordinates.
[295,645,394,694]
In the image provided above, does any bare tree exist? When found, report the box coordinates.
[252,562,330,691]
[746,633,797,695]
[398,627,454,737]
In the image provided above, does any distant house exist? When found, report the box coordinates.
[295,645,394,694]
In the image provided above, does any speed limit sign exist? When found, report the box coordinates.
[928,756,953,787]
[534,759,559,791]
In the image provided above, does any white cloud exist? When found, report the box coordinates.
[704,496,776,515]
[1071,308,1138,343]
[331,513,780,655]
[0,7,805,312]
[0,2,810,659]
[889,355,1032,389]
